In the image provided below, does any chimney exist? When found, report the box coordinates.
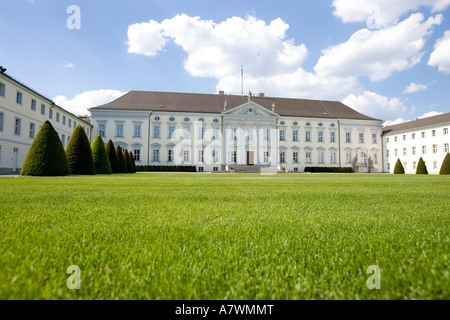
[259,93,265,97]
[219,90,225,95]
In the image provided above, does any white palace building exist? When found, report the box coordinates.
[89,90,385,173]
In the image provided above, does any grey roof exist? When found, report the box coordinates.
[91,91,381,121]
[383,112,450,134]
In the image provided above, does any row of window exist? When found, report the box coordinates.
[392,160,441,171]
[387,128,449,143]
[389,143,450,157]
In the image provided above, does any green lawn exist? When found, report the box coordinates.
[0,173,448,300]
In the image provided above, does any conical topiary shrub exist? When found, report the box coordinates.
[91,136,112,174]
[440,153,450,175]
[106,140,119,174]
[116,145,127,173]
[66,125,95,175]
[393,158,405,174]
[21,120,69,176]
[129,150,136,173]
[416,157,428,175]
[124,149,134,173]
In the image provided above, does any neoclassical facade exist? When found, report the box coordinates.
[90,91,384,173]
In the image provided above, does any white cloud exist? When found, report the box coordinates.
[332,0,450,27]
[54,90,127,116]
[403,82,427,93]
[315,13,443,81]
[428,30,450,74]
[382,118,408,127]
[418,111,443,119]
[382,110,444,126]
[127,20,166,57]
[342,91,408,120]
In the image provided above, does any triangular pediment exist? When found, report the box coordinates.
[223,101,278,117]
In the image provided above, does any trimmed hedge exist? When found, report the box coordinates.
[21,120,69,176]
[106,140,119,174]
[129,150,136,173]
[136,165,197,172]
[124,149,134,174]
[66,125,95,175]
[304,167,354,173]
[394,159,405,174]
[91,136,112,174]
[440,152,450,175]
[416,157,428,175]
[116,145,127,173]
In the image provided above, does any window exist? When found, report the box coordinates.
[263,129,269,141]
[183,127,190,139]
[403,148,407,156]
[198,150,204,162]
[421,132,425,138]
[280,152,286,163]
[387,150,390,158]
[359,133,364,143]
[134,124,141,138]
[49,109,53,119]
[134,149,141,161]
[412,147,416,155]
[404,162,407,170]
[331,152,337,164]
[330,132,336,143]
[153,149,160,162]
[74,121,77,128]
[213,167,219,172]
[445,143,449,153]
[412,133,415,139]
[280,130,285,141]
[433,161,437,170]
[16,91,22,104]
[305,152,312,163]
[433,145,437,154]
[212,150,219,163]
[184,117,190,122]
[232,128,237,140]
[116,124,124,137]
[231,151,238,163]
[318,152,324,164]
[372,134,377,144]
[198,126,205,140]
[61,134,65,147]
[374,154,378,164]
[346,132,351,143]
[413,162,416,170]
[198,167,204,172]
[0,112,3,131]
[247,129,253,141]
[444,128,448,135]
[432,130,436,137]
[403,135,406,141]
[68,119,71,128]
[305,130,311,142]
[165,126,174,139]
[14,118,21,135]
[263,151,269,163]
[67,136,70,145]
[387,138,390,143]
[56,112,60,122]
[41,104,45,115]
[294,167,298,172]
[168,150,174,162]
[169,117,175,122]
[0,82,5,97]
[394,136,397,142]
[153,125,160,138]
[212,128,219,140]
[98,124,106,137]
[346,152,352,163]
[154,116,160,121]
[29,123,35,139]
[31,99,36,111]
[394,149,398,157]
[422,146,426,154]
[62,116,66,125]
[318,131,323,142]
[183,150,190,162]
[293,130,298,142]
[293,152,299,163]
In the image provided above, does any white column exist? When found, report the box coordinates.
[271,124,278,167]
[223,123,228,166]
[238,125,246,165]
[255,125,260,165]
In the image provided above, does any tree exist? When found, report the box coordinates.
[353,156,358,172]
[416,157,428,175]
[66,125,95,175]
[116,145,127,173]
[368,156,374,173]
[393,159,405,174]
[106,140,119,174]
[129,150,137,173]
[124,149,134,173]
[439,152,450,175]
[21,120,69,176]
[91,136,112,174]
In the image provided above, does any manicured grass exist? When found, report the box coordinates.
[0,174,448,300]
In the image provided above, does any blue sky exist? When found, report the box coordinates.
[1,0,449,124]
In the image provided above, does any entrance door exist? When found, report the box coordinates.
[13,148,19,172]
[247,151,254,166]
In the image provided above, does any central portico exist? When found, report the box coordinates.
[222,100,279,168]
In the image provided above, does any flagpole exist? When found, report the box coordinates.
[241,65,244,96]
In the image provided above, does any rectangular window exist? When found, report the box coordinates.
[68,136,70,145]
[98,124,106,137]
[330,132,336,143]
[387,138,390,143]
[183,127,190,139]
[293,130,298,142]
[232,128,238,140]
[198,127,205,140]
[263,151,269,163]
[331,152,337,164]
[404,162,407,170]
[395,149,398,157]
[403,148,407,156]
[68,119,72,128]
[247,129,253,141]
[412,147,416,155]
[395,136,398,142]
[16,91,22,104]
[14,118,21,135]
[183,150,190,162]
[134,124,142,138]
[29,123,35,139]
[213,167,219,172]
[0,112,3,131]
[61,134,65,147]
[432,130,436,137]
[62,116,66,125]
[445,143,449,153]
[346,152,352,163]
[422,146,426,154]
[359,133,364,143]
[56,112,60,122]
[116,124,124,137]
[305,130,311,142]
[153,126,160,138]
[413,162,416,170]
[168,150,174,162]
[198,150,204,162]
[403,135,406,141]
[212,128,219,140]
[168,126,175,139]
[433,161,437,170]
[306,152,312,163]
[293,151,299,163]
[134,149,141,161]
[0,82,5,97]
[318,131,323,142]
[346,132,351,143]
[280,130,285,141]
[421,132,425,138]
[212,150,219,163]
[372,134,377,144]
[231,151,237,163]
[387,150,390,158]
[374,154,378,164]
[31,99,36,111]
[153,149,160,162]
[444,128,448,135]
[318,152,324,164]
[294,167,298,172]
[198,167,204,172]
[49,109,53,119]
[41,104,45,115]
[412,133,415,139]
[280,152,286,163]
[433,144,437,154]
